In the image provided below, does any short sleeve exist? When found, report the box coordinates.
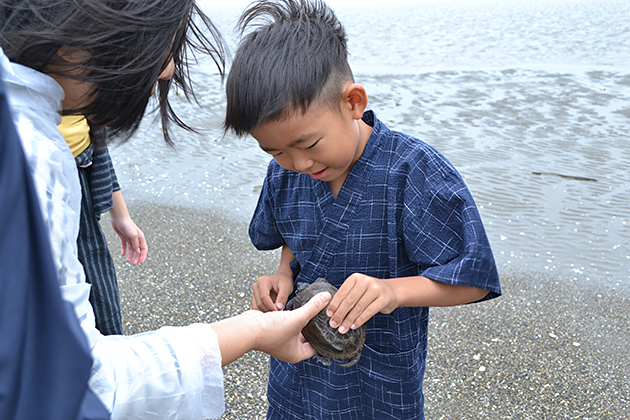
[249,163,285,251]
[401,148,501,299]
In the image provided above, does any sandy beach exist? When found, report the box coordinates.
[102,200,629,420]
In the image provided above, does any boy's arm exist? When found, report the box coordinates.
[276,244,296,278]
[251,244,296,312]
[389,275,488,307]
[326,274,488,334]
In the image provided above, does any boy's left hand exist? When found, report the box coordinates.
[326,273,398,334]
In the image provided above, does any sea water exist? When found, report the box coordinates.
[110,0,630,283]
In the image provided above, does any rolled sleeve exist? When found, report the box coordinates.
[90,324,225,420]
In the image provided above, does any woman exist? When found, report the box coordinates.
[0,1,330,418]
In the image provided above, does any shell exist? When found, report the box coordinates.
[287,278,366,367]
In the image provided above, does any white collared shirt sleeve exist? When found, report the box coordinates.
[90,324,225,420]
[1,49,225,420]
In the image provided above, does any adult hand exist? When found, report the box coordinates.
[214,291,331,365]
[253,290,331,362]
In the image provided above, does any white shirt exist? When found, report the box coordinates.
[0,49,225,420]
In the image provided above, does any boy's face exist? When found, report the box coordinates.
[250,92,371,192]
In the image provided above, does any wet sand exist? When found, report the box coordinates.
[102,200,630,420]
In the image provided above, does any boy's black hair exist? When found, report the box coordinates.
[0,0,227,147]
[224,0,354,136]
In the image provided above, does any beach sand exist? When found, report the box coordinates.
[102,200,629,420]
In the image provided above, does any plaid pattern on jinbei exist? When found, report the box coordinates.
[251,111,501,418]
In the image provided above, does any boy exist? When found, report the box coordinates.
[224,1,501,418]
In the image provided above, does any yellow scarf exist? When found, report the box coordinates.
[58,115,91,158]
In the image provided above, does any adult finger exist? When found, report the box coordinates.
[292,291,331,324]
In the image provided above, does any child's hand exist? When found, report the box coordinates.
[110,215,148,266]
[251,273,294,312]
[326,273,398,334]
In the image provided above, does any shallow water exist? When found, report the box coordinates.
[110,0,630,283]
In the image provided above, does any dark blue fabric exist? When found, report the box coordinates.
[0,78,109,420]
[75,145,122,336]
[250,111,501,419]
[74,144,120,217]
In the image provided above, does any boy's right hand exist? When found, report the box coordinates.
[251,273,294,312]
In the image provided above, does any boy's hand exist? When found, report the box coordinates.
[326,273,398,334]
[251,273,294,312]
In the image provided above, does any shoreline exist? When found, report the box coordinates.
[102,200,629,419]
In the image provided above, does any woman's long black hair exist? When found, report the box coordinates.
[0,0,226,147]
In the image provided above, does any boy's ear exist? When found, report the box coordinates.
[342,83,368,119]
